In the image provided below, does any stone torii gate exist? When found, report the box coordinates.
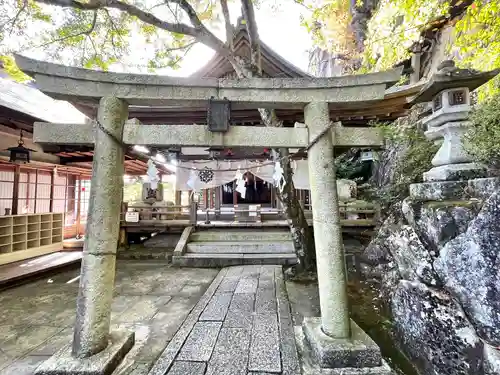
[16,54,403,375]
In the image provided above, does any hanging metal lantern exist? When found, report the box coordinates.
[6,131,36,164]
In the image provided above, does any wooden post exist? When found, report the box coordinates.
[410,52,421,84]
[12,165,20,215]
[34,169,38,213]
[190,200,198,225]
[76,177,82,238]
[204,189,209,211]
[175,190,182,206]
[214,186,221,219]
[26,170,31,212]
[232,180,237,205]
[49,168,55,212]
[63,173,68,214]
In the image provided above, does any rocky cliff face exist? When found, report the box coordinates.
[361,190,500,374]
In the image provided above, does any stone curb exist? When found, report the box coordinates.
[275,267,301,375]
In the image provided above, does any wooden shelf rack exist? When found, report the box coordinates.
[0,213,64,265]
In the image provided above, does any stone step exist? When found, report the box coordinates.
[172,253,298,268]
[189,231,292,243]
[186,241,295,254]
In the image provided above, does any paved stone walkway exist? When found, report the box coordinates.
[0,261,219,375]
[149,265,300,375]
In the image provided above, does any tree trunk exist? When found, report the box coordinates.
[228,59,316,275]
[272,147,315,274]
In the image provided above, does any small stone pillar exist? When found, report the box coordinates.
[304,101,350,338]
[72,96,130,357]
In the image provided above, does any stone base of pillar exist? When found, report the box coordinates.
[410,177,500,202]
[34,330,134,375]
[301,317,391,373]
[423,163,487,182]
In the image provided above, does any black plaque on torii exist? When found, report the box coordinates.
[207,97,231,132]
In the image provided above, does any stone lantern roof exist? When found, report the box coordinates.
[411,60,500,104]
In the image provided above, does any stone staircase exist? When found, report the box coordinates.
[172,228,298,267]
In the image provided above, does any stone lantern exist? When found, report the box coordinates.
[409,61,500,201]
[413,60,499,182]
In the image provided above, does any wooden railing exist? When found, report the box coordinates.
[120,201,378,228]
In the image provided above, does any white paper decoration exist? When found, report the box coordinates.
[235,169,246,199]
[187,169,198,190]
[147,159,159,190]
[273,162,284,191]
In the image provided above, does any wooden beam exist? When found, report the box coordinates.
[61,155,94,164]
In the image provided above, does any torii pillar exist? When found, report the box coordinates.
[302,101,389,372]
[304,101,350,337]
[35,97,135,375]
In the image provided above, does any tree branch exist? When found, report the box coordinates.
[240,0,260,72]
[166,0,237,61]
[34,0,240,66]
[35,0,200,36]
[4,0,28,36]
[219,0,233,50]
[169,0,203,27]
[34,10,98,49]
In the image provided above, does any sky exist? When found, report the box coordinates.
[2,0,314,127]
[123,1,314,76]
[3,0,314,77]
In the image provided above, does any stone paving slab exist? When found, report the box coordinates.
[235,277,259,294]
[199,292,232,321]
[177,321,221,361]
[168,361,206,375]
[223,293,256,329]
[217,276,240,293]
[149,265,300,375]
[206,327,251,375]
[248,313,281,373]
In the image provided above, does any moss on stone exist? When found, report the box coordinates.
[347,279,420,375]
[424,200,482,209]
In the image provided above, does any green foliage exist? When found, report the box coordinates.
[306,0,500,98]
[362,0,448,71]
[0,55,31,81]
[368,116,438,208]
[0,0,224,77]
[300,0,356,55]
[464,92,500,170]
[453,0,500,99]
[123,180,143,202]
[335,150,371,182]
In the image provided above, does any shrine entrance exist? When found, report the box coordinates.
[222,173,272,205]
[16,52,426,375]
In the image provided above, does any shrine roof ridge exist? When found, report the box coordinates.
[15,54,403,90]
